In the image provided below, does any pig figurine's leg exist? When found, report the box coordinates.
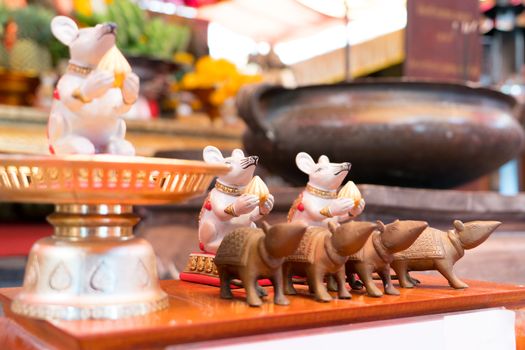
[354,264,383,297]
[335,268,351,299]
[256,284,268,297]
[218,267,233,299]
[378,266,400,295]
[326,275,338,292]
[392,261,416,288]
[240,268,263,307]
[282,263,297,295]
[435,260,468,289]
[407,273,421,286]
[271,268,290,306]
[348,273,364,290]
[308,265,332,302]
[307,279,315,294]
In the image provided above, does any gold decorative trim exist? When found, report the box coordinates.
[320,206,333,218]
[224,204,238,217]
[11,294,168,320]
[72,88,93,104]
[306,184,337,199]
[67,63,93,76]
[287,193,303,222]
[184,253,218,277]
[215,181,242,196]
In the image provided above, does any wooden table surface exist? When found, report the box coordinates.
[1,276,525,350]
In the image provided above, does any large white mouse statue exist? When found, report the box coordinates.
[48,16,139,155]
[288,152,365,227]
[198,146,274,254]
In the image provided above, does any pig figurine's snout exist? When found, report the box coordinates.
[330,221,376,256]
[456,220,501,250]
[382,220,428,253]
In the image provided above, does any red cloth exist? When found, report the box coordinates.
[0,224,51,257]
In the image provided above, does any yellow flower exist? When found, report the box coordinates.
[181,55,264,105]
[73,0,93,16]
[173,52,194,65]
[210,87,229,106]
[181,72,199,89]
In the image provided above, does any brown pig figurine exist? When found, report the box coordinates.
[215,222,307,307]
[345,220,428,297]
[391,220,501,289]
[283,221,377,302]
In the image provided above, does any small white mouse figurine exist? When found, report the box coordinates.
[48,16,139,155]
[199,146,275,254]
[288,152,365,227]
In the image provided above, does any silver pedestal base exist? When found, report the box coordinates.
[11,205,169,320]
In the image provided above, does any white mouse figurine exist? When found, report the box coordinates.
[288,152,365,227]
[199,146,275,254]
[48,16,139,155]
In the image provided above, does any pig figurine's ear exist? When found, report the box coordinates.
[296,152,316,174]
[261,221,271,234]
[231,149,245,158]
[376,220,386,233]
[51,16,79,46]
[318,155,329,164]
[203,145,224,164]
[327,221,339,234]
[453,220,465,232]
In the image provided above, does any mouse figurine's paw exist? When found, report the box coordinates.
[259,193,274,215]
[329,198,354,217]
[53,135,95,155]
[107,138,135,156]
[233,194,259,216]
[122,72,140,104]
[349,198,366,217]
[81,70,115,100]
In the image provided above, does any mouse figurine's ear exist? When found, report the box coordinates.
[51,16,79,46]
[318,155,329,164]
[203,145,224,164]
[296,152,316,174]
[231,149,245,158]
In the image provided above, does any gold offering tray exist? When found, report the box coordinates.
[0,154,227,204]
[0,154,228,320]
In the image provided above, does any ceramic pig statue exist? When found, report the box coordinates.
[287,152,365,227]
[215,222,307,307]
[283,221,377,302]
[345,220,428,297]
[391,220,501,289]
[48,16,139,156]
[198,146,274,254]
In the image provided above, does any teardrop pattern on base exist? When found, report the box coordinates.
[49,261,72,291]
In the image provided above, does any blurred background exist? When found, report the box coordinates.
[1,0,525,289]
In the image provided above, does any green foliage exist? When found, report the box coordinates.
[9,39,52,73]
[79,0,191,60]
[0,5,68,66]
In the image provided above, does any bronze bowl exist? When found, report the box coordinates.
[237,80,525,188]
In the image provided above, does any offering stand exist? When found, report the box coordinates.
[0,154,228,320]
